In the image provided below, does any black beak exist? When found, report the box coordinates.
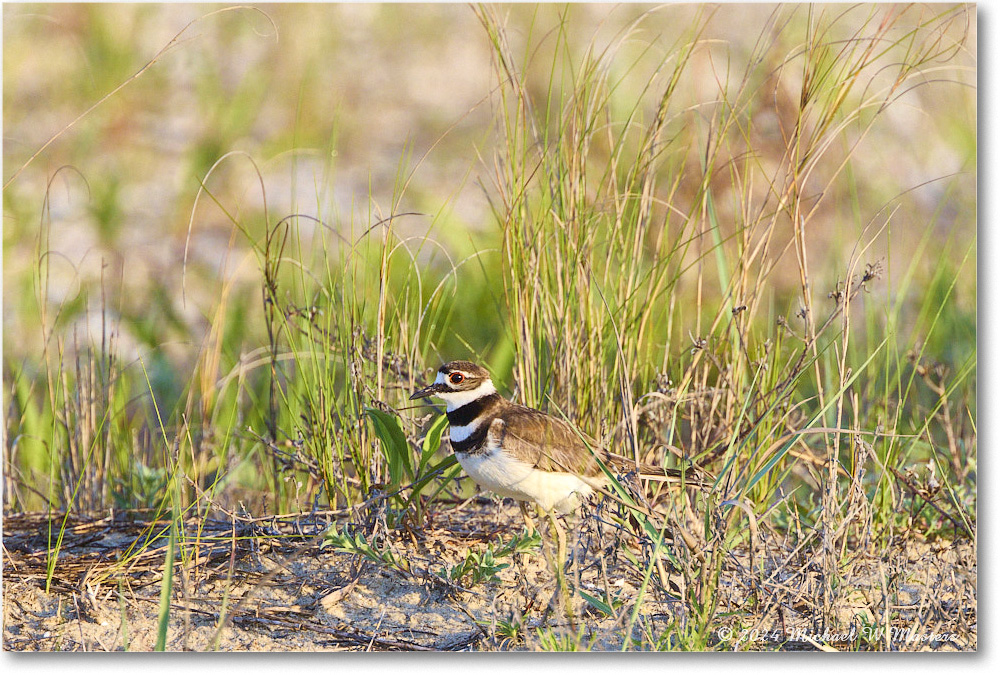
[409,383,447,400]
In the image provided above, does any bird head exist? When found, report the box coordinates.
[409,360,497,410]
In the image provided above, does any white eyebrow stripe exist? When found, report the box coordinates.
[434,371,447,385]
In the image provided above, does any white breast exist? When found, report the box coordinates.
[456,442,602,513]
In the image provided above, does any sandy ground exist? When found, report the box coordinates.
[2,504,976,651]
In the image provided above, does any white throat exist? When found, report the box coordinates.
[435,372,497,411]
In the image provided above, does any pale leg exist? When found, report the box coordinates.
[518,501,537,535]
[540,506,573,622]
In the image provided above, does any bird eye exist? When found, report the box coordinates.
[449,372,465,385]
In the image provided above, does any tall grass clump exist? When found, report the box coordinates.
[248,202,458,512]
[474,3,974,632]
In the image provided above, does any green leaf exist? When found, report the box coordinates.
[365,407,412,484]
[578,589,614,616]
[418,414,449,475]
[496,530,542,556]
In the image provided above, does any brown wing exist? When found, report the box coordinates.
[488,405,607,477]
[490,405,708,485]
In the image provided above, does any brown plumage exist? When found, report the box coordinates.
[486,402,694,484]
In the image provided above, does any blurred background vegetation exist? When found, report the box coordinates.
[3,3,975,539]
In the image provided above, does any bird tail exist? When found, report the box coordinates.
[635,463,711,487]
[598,450,712,487]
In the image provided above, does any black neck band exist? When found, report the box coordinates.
[447,393,502,427]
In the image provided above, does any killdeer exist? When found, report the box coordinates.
[409,360,695,516]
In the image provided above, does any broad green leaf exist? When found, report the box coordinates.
[418,413,449,475]
[365,407,412,484]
